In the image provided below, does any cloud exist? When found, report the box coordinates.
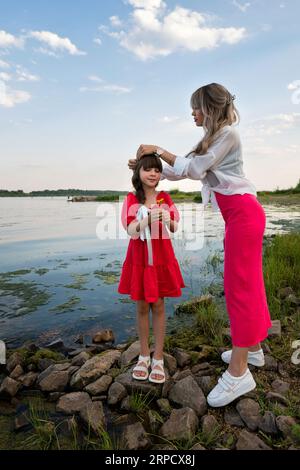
[0,72,12,81]
[0,30,24,48]
[244,113,300,137]
[232,1,251,13]
[16,66,40,82]
[93,38,102,46]
[88,75,104,83]
[80,75,132,94]
[29,31,86,56]
[0,59,10,69]
[287,80,300,91]
[110,15,123,27]
[102,3,247,60]
[0,80,31,108]
[158,115,180,123]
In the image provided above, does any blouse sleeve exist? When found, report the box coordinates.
[160,162,188,181]
[121,193,139,230]
[172,127,236,180]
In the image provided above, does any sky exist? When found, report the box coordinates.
[0,0,300,193]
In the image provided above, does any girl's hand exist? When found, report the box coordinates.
[149,207,163,223]
[128,158,137,171]
[161,209,171,224]
[136,144,157,160]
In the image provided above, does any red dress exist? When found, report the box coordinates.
[118,191,186,303]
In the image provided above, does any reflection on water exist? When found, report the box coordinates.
[0,197,299,348]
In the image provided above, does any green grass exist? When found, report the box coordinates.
[263,233,300,321]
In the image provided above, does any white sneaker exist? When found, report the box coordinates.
[221,348,265,367]
[207,368,256,407]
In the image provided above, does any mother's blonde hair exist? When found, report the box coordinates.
[190,83,239,155]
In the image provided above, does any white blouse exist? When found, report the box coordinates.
[160,125,257,211]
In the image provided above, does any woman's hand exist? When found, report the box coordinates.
[136,144,157,160]
[128,158,137,171]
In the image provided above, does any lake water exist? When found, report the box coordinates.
[0,196,299,348]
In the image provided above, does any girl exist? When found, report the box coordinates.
[118,155,185,384]
[128,83,272,406]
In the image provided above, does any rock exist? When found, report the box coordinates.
[174,295,213,315]
[74,334,84,344]
[85,344,107,354]
[6,352,24,373]
[115,369,160,397]
[84,374,112,395]
[201,415,219,435]
[79,401,106,434]
[173,348,191,368]
[37,358,55,371]
[194,376,214,396]
[168,375,207,417]
[266,392,289,406]
[70,350,121,389]
[236,429,272,450]
[271,379,290,395]
[190,443,206,450]
[285,294,300,306]
[173,369,192,381]
[159,407,199,441]
[278,287,294,299]
[161,378,175,398]
[276,415,297,439]
[258,411,278,435]
[48,392,65,402]
[264,355,278,371]
[224,408,245,428]
[278,363,290,378]
[236,399,260,431]
[268,320,281,338]
[10,364,24,379]
[45,338,66,352]
[156,398,172,416]
[0,376,22,397]
[71,351,90,367]
[38,369,69,392]
[122,422,151,450]
[120,396,131,412]
[191,362,211,374]
[68,348,86,358]
[56,391,91,414]
[92,329,115,344]
[18,372,38,388]
[107,382,127,405]
[21,341,39,353]
[14,404,31,432]
[37,363,70,386]
[163,353,177,375]
[119,341,141,367]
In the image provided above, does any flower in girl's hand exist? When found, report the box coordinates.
[157,198,164,206]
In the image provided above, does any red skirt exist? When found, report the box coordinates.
[118,235,186,303]
[214,192,272,347]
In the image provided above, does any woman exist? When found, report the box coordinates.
[128,82,272,407]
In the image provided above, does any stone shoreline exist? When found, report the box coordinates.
[1,318,300,451]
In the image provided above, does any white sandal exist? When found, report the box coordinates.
[149,357,165,384]
[132,355,151,381]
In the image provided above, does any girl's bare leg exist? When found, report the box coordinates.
[135,300,150,378]
[151,297,165,380]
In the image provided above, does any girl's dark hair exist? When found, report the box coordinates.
[132,154,162,204]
